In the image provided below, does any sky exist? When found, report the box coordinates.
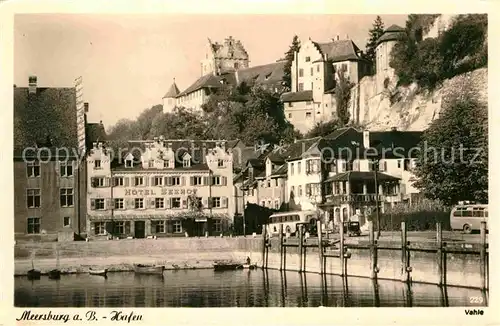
[14,14,407,129]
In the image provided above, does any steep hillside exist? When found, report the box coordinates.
[356,68,487,131]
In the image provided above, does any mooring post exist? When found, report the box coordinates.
[317,220,324,274]
[298,224,304,273]
[401,221,411,282]
[480,221,487,290]
[261,225,267,270]
[436,222,444,286]
[369,221,378,279]
[279,224,284,271]
[339,219,345,276]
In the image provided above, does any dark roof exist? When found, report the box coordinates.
[281,90,313,103]
[369,130,423,158]
[270,164,287,177]
[86,123,107,149]
[177,62,285,98]
[326,171,400,182]
[377,25,406,45]
[313,39,365,63]
[163,82,181,98]
[236,61,285,86]
[325,127,354,140]
[282,137,321,161]
[14,86,78,151]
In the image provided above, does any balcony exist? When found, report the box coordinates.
[326,193,385,205]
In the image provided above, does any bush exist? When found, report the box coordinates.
[368,210,451,231]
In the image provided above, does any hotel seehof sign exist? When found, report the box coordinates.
[121,188,199,197]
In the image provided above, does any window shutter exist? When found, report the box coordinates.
[105,177,111,187]
[105,221,114,234]
[181,176,186,186]
[222,197,228,208]
[203,176,209,185]
[151,176,156,186]
[222,176,227,186]
[167,221,173,233]
[167,177,172,186]
[202,198,208,208]
[208,197,213,209]
[90,199,96,210]
[91,177,96,188]
[165,198,171,209]
[150,199,156,209]
[106,198,112,210]
[190,176,194,186]
[125,221,131,234]
[55,162,60,176]
[145,176,149,186]
[151,221,156,234]
[124,177,130,187]
[182,199,188,209]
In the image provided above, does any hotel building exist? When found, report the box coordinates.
[86,137,236,239]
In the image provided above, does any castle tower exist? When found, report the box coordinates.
[162,79,180,114]
[201,36,249,76]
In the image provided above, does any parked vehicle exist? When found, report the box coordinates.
[133,264,164,275]
[450,204,488,234]
[267,210,319,237]
[343,221,361,237]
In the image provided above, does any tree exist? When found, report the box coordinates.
[305,119,340,138]
[334,66,354,126]
[413,87,488,206]
[282,35,301,91]
[365,15,385,74]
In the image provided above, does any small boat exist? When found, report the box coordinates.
[242,264,258,270]
[89,268,108,277]
[133,264,164,275]
[213,262,243,271]
[48,269,61,280]
[27,269,41,280]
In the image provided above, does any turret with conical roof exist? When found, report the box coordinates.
[162,78,180,113]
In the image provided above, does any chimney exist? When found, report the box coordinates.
[28,76,37,94]
[336,34,340,41]
[345,34,349,39]
[84,102,89,113]
[167,142,173,151]
[221,141,226,152]
[391,126,398,132]
[235,70,239,85]
[363,130,370,149]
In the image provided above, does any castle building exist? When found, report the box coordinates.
[86,137,236,239]
[375,24,406,93]
[162,36,286,114]
[281,36,372,134]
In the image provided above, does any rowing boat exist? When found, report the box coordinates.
[133,264,164,275]
[27,269,41,280]
[89,268,108,277]
[48,269,61,280]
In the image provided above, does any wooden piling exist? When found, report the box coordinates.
[279,224,284,271]
[261,225,267,270]
[436,222,444,285]
[339,219,345,276]
[480,221,487,290]
[401,222,411,283]
[369,221,378,279]
[298,224,304,273]
[317,221,324,274]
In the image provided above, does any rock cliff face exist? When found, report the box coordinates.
[350,68,487,131]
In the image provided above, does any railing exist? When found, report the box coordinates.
[326,194,385,204]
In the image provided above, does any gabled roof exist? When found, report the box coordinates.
[177,73,235,97]
[236,61,285,86]
[312,39,365,63]
[377,24,406,45]
[163,82,181,98]
[369,130,423,158]
[282,137,322,161]
[281,90,313,103]
[14,86,78,151]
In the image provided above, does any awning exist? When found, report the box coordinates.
[195,217,208,222]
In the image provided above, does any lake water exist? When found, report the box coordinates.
[15,269,488,307]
